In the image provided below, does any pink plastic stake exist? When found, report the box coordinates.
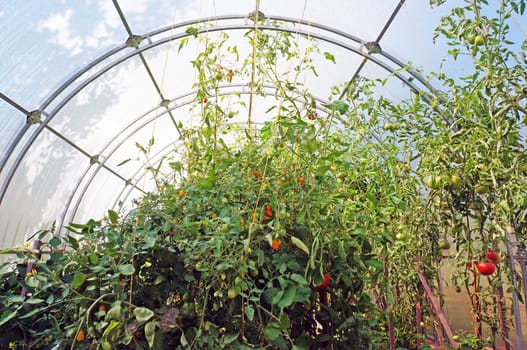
[472,264,482,339]
[417,272,458,348]
[416,303,423,348]
[496,284,511,350]
[434,322,444,346]
[384,260,395,350]
[389,321,395,350]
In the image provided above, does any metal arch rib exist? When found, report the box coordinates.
[0,16,436,206]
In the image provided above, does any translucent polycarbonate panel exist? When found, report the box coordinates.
[102,111,181,178]
[380,0,454,77]
[0,104,26,155]
[302,42,367,98]
[0,128,89,248]
[116,187,146,215]
[140,38,211,102]
[117,0,397,41]
[0,1,127,109]
[69,166,130,225]
[0,124,42,201]
[48,55,161,155]
[385,0,527,82]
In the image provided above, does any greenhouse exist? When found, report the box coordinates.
[0,0,526,349]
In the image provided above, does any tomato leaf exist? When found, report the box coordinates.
[279,312,291,330]
[71,272,87,289]
[134,307,154,323]
[289,273,307,285]
[49,236,62,248]
[366,259,383,271]
[293,287,312,303]
[108,210,119,225]
[270,288,284,305]
[0,310,17,326]
[224,332,240,344]
[245,304,255,321]
[263,325,280,341]
[278,286,296,308]
[324,52,336,64]
[291,236,310,255]
[118,264,135,276]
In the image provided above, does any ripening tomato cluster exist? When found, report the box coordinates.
[264,205,273,220]
[475,250,500,276]
[251,168,306,187]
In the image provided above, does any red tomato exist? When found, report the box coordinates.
[315,274,330,290]
[477,261,496,275]
[486,250,500,263]
[203,97,208,103]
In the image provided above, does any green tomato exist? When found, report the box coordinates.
[227,286,241,299]
[396,233,409,241]
[474,183,489,194]
[449,174,462,189]
[474,34,485,46]
[438,240,451,250]
[101,341,112,350]
[383,123,400,132]
[425,175,442,189]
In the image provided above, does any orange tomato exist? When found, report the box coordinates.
[272,240,281,251]
[76,329,85,342]
[98,304,107,312]
[298,177,305,184]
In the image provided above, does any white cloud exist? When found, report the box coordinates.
[121,0,149,14]
[96,0,150,29]
[37,9,83,56]
[85,22,113,48]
